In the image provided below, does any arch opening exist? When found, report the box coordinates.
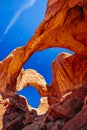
[18,47,73,108]
[18,86,41,108]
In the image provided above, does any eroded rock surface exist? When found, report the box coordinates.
[16,69,48,96]
[0,0,87,129]
[62,104,87,130]
[50,53,87,95]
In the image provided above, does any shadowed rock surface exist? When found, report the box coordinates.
[0,0,87,129]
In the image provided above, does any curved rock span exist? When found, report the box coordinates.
[0,0,87,130]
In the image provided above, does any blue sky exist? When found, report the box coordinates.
[0,0,72,108]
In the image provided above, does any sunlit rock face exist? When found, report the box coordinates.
[0,0,87,129]
[50,53,87,95]
[32,0,87,55]
[16,69,47,96]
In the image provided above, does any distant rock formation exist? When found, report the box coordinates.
[0,0,87,129]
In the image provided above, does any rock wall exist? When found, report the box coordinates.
[50,53,87,95]
[0,0,87,129]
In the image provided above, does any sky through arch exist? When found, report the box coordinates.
[0,0,73,108]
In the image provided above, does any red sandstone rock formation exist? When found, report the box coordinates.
[62,104,87,130]
[50,53,87,95]
[0,0,87,129]
[16,69,47,96]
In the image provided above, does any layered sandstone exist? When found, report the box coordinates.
[16,69,47,96]
[0,0,87,130]
[50,53,87,95]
